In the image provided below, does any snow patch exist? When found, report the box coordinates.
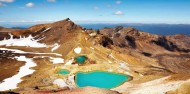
[53,79,68,88]
[65,58,74,65]
[74,47,82,54]
[0,48,27,54]
[0,34,47,48]
[51,43,60,52]
[0,48,62,56]
[33,56,64,64]
[66,75,76,89]
[53,75,75,89]
[50,57,64,64]
[41,27,51,33]
[89,32,97,37]
[0,56,36,91]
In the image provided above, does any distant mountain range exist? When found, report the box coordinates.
[1,23,190,36]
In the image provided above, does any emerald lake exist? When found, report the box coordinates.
[57,69,70,75]
[75,71,130,89]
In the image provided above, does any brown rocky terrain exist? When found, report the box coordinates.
[0,18,190,94]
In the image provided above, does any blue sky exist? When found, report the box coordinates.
[0,0,190,24]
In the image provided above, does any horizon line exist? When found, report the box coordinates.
[0,20,190,25]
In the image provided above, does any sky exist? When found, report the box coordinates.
[0,0,190,24]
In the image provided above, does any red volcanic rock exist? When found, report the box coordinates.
[16,87,120,94]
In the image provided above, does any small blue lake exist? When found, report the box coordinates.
[57,69,70,75]
[75,71,131,89]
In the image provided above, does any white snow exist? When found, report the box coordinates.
[74,47,82,54]
[0,56,37,91]
[66,75,76,89]
[53,75,76,89]
[0,48,62,56]
[33,56,64,64]
[53,79,68,88]
[53,76,75,88]
[51,43,60,52]
[41,27,51,33]
[65,58,74,65]
[34,52,62,56]
[50,57,64,64]
[0,48,27,54]
[0,34,47,48]
[89,32,97,37]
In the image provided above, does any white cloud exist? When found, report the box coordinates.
[116,1,121,4]
[0,0,14,3]
[26,2,34,8]
[94,6,99,10]
[114,11,124,15]
[47,0,56,2]
[0,2,6,6]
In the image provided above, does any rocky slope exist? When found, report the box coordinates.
[0,18,190,94]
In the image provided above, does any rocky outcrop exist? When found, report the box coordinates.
[99,26,190,53]
[98,26,190,74]
[0,18,82,45]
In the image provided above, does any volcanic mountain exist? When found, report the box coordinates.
[0,18,190,94]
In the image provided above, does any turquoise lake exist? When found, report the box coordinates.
[75,56,87,64]
[75,71,130,89]
[57,69,70,75]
